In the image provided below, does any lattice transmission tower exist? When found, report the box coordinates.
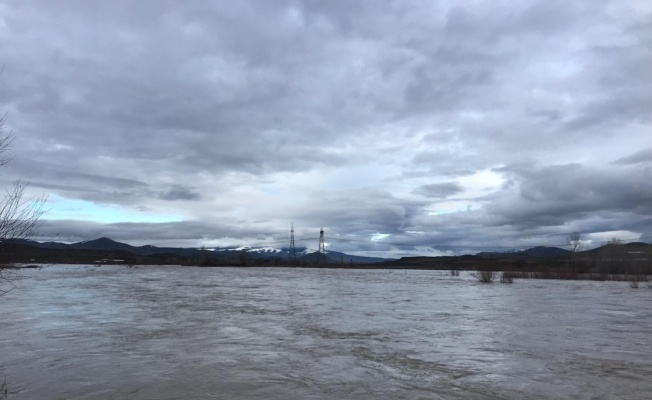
[318,227,326,265]
[289,223,297,264]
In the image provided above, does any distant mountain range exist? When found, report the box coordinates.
[476,246,571,257]
[9,237,649,267]
[476,242,651,257]
[10,237,390,264]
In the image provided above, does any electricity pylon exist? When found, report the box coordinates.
[289,223,297,264]
[318,227,326,265]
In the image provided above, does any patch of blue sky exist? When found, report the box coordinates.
[45,195,184,223]
[428,209,458,216]
[371,233,390,241]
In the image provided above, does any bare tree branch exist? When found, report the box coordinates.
[0,113,16,166]
[0,74,47,295]
[568,232,584,272]
[568,232,584,253]
[0,181,46,243]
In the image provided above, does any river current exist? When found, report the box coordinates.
[1,265,651,399]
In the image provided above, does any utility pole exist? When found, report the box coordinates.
[289,223,297,264]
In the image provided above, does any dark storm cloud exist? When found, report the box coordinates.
[2,158,201,205]
[38,218,274,246]
[11,160,148,190]
[413,182,463,198]
[290,188,429,237]
[613,149,652,165]
[1,0,650,254]
[487,163,652,229]
[158,185,201,201]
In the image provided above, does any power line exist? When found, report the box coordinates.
[290,234,652,250]
[325,235,652,249]
[198,232,651,252]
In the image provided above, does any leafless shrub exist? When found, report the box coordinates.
[450,269,459,276]
[198,246,211,266]
[500,271,515,283]
[473,268,495,283]
[239,248,249,266]
[568,232,585,271]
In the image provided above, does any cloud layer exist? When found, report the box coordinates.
[1,0,650,255]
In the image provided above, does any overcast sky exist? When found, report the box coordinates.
[1,0,651,256]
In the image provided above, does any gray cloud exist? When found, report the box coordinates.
[1,0,651,256]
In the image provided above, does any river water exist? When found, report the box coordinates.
[1,265,651,399]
